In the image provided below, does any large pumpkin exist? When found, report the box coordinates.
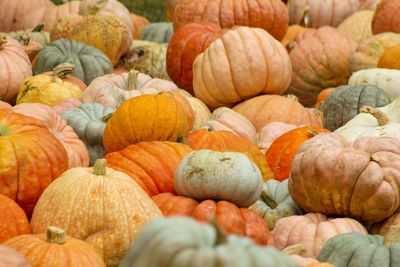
[289,133,400,222]
[372,0,400,34]
[152,193,273,245]
[0,109,68,216]
[337,11,374,44]
[0,245,31,267]
[30,159,162,266]
[104,141,192,196]
[140,22,173,43]
[193,27,292,109]
[287,26,357,106]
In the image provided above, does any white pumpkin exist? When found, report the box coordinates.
[348,68,400,101]
[174,150,263,207]
[257,122,300,153]
[204,107,257,144]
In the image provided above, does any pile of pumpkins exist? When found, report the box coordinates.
[2,0,400,266]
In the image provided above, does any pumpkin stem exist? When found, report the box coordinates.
[47,226,66,245]
[209,217,227,245]
[53,63,76,79]
[307,130,320,137]
[93,159,107,175]
[384,226,400,247]
[299,5,311,28]
[360,106,390,126]
[261,190,279,209]
[0,124,11,137]
[101,113,113,123]
[282,244,308,255]
[126,70,140,91]
[286,41,297,52]
[18,32,31,46]
[84,0,108,15]
[0,34,7,48]
[32,24,45,32]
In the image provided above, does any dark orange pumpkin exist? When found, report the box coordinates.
[314,88,336,109]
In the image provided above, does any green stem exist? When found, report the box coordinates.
[53,63,76,79]
[126,70,140,91]
[93,159,107,175]
[261,191,278,209]
[282,244,307,255]
[47,226,66,244]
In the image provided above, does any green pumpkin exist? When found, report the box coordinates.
[120,217,297,267]
[249,179,303,230]
[318,227,400,267]
[140,22,173,43]
[322,85,391,131]
[62,103,115,165]
[33,39,113,85]
[118,0,167,22]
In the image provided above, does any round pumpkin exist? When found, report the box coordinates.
[130,13,149,39]
[193,26,292,109]
[152,193,273,245]
[42,63,87,91]
[289,133,400,222]
[4,226,106,267]
[140,22,173,43]
[0,245,31,267]
[30,159,162,266]
[378,45,400,70]
[337,11,374,44]
[257,122,300,152]
[33,39,113,85]
[0,110,68,217]
[372,0,400,35]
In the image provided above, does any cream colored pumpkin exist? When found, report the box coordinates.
[178,90,212,131]
[337,11,374,44]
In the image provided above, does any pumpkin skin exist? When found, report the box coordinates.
[314,88,335,109]
[287,26,357,106]
[51,15,133,65]
[378,45,400,70]
[322,85,391,131]
[120,217,297,267]
[233,95,321,132]
[193,27,292,109]
[184,94,212,130]
[337,11,374,44]
[130,13,149,39]
[0,245,31,267]
[371,212,400,236]
[152,193,273,245]
[140,22,173,43]
[265,126,329,181]
[104,141,192,196]
[166,22,225,94]
[289,133,400,222]
[4,227,106,267]
[103,93,191,153]
[6,32,44,63]
[30,159,162,267]
[42,63,87,91]
[249,179,303,230]
[0,36,32,104]
[372,0,400,35]
[0,100,12,110]
[53,97,82,113]
[0,109,68,217]
[272,213,367,258]
[173,0,288,41]
[33,39,113,85]
[257,122,300,152]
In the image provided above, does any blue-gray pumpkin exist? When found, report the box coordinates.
[140,22,173,43]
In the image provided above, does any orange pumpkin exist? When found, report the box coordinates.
[372,0,400,34]
[377,45,400,70]
[314,88,335,109]
[152,192,274,246]
[130,13,149,39]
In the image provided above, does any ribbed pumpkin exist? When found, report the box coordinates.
[265,126,329,181]
[30,159,162,266]
[378,45,400,70]
[0,245,31,267]
[51,15,132,65]
[140,22,173,43]
[257,122,300,152]
[6,31,43,63]
[287,26,357,106]
[193,27,292,109]
[4,226,106,267]
[372,0,400,34]
[337,11,374,43]
[0,109,68,217]
[0,35,32,104]
[166,22,225,94]
[152,193,273,245]
[104,141,192,196]
[189,129,273,181]
[103,93,191,153]
[233,95,321,132]
[173,0,288,41]
[33,39,113,85]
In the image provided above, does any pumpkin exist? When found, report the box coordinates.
[282,25,308,50]
[152,193,273,245]
[287,26,357,106]
[12,103,89,168]
[372,0,400,35]
[118,0,167,22]
[30,159,162,266]
[371,212,400,236]
[249,179,303,230]
[0,194,31,243]
[166,0,179,21]
[173,0,288,41]
[322,85,391,131]
[0,35,32,104]
[183,93,211,130]
[103,93,191,153]
[6,32,43,62]
[62,103,114,165]
[53,97,82,113]
[33,39,113,85]
[4,226,106,267]
[119,217,297,267]
[0,245,31,267]
[51,15,132,65]
[0,100,12,110]
[0,109,68,217]
[130,13,149,39]
[314,88,335,109]
[337,11,374,44]
[117,40,170,80]
[265,126,329,181]
[349,33,400,73]
[193,27,292,109]
[140,22,173,43]
[360,0,381,10]
[81,70,178,108]
[6,26,51,47]
[378,45,400,69]
[318,226,400,267]
[41,63,86,91]
[233,95,321,132]
[257,122,300,152]
[289,133,400,222]
[166,22,225,94]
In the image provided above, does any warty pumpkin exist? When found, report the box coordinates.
[257,122,300,153]
[30,159,162,267]
[140,22,173,43]
[0,245,31,267]
[372,0,400,35]
[378,45,400,70]
[337,11,374,44]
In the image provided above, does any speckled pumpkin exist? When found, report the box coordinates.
[337,11,374,43]
[378,45,400,70]
[140,22,173,43]
[372,0,400,35]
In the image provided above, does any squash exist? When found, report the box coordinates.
[167,0,179,21]
[140,22,173,43]
[0,100,12,110]
[5,31,43,63]
[30,159,162,266]
[53,97,82,113]
[130,13,149,39]
[372,0,400,34]
[337,11,374,43]
[257,122,300,153]
[6,25,52,47]
[42,62,87,91]
[360,0,381,10]
[0,245,31,267]
[378,45,400,69]
[289,133,400,222]
[314,88,335,109]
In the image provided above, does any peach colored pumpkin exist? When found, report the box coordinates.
[12,103,89,168]
[337,11,374,44]
[257,122,300,152]
[0,100,12,110]
[52,98,82,114]
[360,0,381,10]
[193,27,292,109]
[372,0,400,35]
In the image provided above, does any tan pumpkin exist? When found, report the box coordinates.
[337,11,374,44]
[193,27,292,109]
[0,245,31,267]
[372,0,400,35]
[182,92,211,130]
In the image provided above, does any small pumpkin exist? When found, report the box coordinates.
[140,22,173,43]
[378,45,400,70]
[314,88,335,109]
[337,11,374,44]
[0,245,31,267]
[372,0,400,35]
[257,122,300,153]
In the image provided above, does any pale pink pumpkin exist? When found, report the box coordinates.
[0,101,12,110]
[12,103,89,168]
[257,122,300,152]
[52,98,82,114]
